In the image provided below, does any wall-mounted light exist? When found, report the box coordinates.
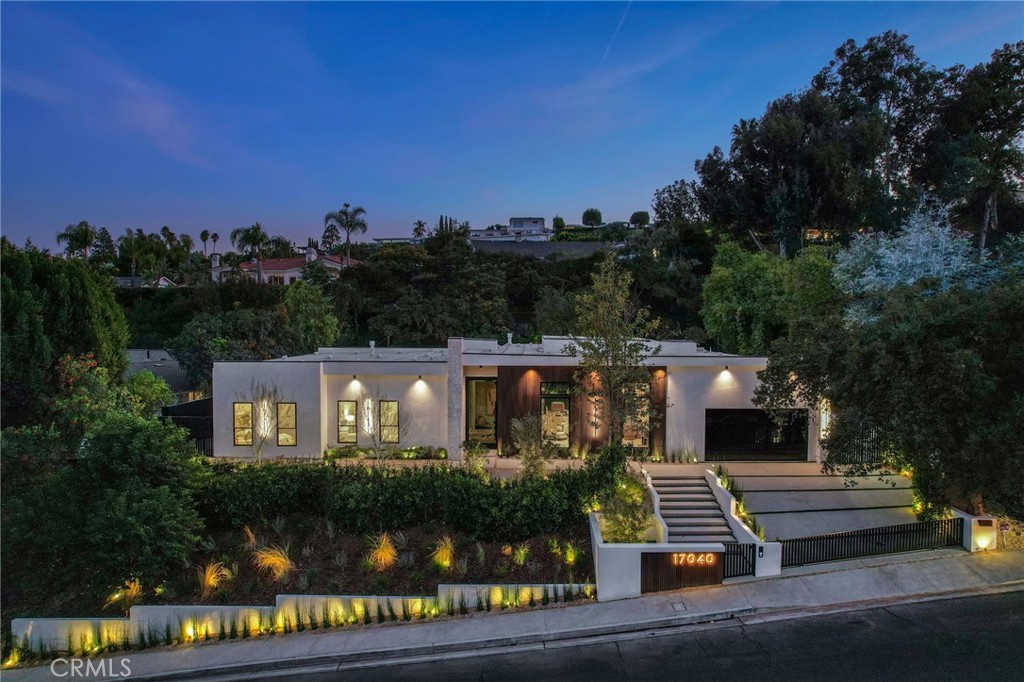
[352,375,357,379]
[725,365,729,371]
[418,375,422,380]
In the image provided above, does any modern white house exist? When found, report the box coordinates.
[469,217,551,242]
[212,336,824,462]
[209,246,358,284]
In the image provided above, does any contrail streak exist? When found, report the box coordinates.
[597,1,632,72]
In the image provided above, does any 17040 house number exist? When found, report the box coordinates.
[671,552,717,566]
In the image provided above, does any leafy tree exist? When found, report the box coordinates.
[230,222,270,281]
[534,286,576,335]
[702,241,841,354]
[324,203,368,263]
[582,208,603,227]
[567,253,660,446]
[264,235,296,259]
[117,229,145,280]
[1,241,129,426]
[170,308,289,389]
[90,227,118,267]
[552,215,566,231]
[56,220,99,258]
[283,280,340,353]
[412,220,428,239]
[3,413,203,597]
[300,259,332,288]
[629,211,651,229]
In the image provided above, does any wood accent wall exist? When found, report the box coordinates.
[495,366,666,456]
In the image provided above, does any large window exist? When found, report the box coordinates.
[623,384,651,449]
[338,400,358,443]
[466,378,497,446]
[277,402,297,446]
[233,402,253,446]
[379,400,400,444]
[541,382,571,449]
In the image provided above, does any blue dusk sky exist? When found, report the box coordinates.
[2,1,1022,248]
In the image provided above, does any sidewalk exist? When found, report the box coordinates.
[8,549,1024,682]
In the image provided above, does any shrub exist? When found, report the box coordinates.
[253,545,295,581]
[510,416,558,478]
[600,474,655,543]
[367,532,398,571]
[323,445,364,461]
[431,535,455,571]
[461,440,489,478]
[197,561,231,599]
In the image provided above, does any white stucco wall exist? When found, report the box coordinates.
[665,365,760,459]
[213,361,324,459]
[323,373,447,450]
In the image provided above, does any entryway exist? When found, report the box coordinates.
[704,409,808,461]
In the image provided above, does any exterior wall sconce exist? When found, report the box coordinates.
[418,375,422,380]
[725,365,729,371]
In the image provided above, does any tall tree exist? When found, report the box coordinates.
[566,253,660,445]
[211,232,220,252]
[230,222,270,283]
[324,203,368,263]
[412,220,428,239]
[582,208,603,227]
[1,240,130,425]
[200,229,210,255]
[282,281,340,353]
[117,229,144,280]
[552,215,566,231]
[56,220,98,259]
[629,211,651,229]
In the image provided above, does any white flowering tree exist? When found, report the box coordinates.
[834,201,993,323]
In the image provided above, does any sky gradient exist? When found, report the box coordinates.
[2,1,1022,249]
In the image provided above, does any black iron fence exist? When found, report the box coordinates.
[723,543,757,578]
[781,517,964,568]
[162,398,213,457]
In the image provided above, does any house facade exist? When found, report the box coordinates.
[209,247,358,284]
[212,336,823,462]
[469,217,551,242]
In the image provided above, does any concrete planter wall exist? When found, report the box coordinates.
[704,469,782,577]
[589,513,726,601]
[11,582,593,652]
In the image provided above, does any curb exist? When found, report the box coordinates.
[105,608,755,682]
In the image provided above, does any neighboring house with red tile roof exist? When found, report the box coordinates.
[209,247,358,284]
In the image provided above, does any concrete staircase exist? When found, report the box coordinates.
[650,474,736,543]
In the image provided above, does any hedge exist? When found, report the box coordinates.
[196,459,613,542]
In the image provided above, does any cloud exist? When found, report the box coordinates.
[2,7,209,167]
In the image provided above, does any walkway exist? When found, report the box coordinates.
[649,474,735,543]
[7,550,1022,681]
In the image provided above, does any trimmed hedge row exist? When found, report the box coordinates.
[196,461,611,542]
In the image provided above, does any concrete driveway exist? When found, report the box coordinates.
[722,462,915,540]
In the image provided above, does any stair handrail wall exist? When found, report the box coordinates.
[703,469,761,543]
[639,466,670,543]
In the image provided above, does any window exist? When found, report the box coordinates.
[379,400,400,444]
[466,378,497,446]
[277,402,297,446]
[541,382,571,449]
[623,384,651,449]
[289,276,297,285]
[233,402,253,446]
[338,400,357,443]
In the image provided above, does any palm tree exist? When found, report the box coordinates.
[160,225,178,248]
[118,229,144,281]
[323,203,368,263]
[412,220,427,240]
[56,220,98,259]
[211,232,220,252]
[200,229,210,255]
[230,222,270,283]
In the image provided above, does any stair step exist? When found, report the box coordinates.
[660,502,721,509]
[660,509,725,518]
[659,493,716,499]
[654,486,709,493]
[670,534,736,543]
[651,476,706,482]
[663,517,731,527]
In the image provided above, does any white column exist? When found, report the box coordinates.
[446,338,464,461]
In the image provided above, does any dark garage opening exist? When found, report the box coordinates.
[705,409,808,461]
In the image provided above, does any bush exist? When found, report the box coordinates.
[323,445,365,461]
[600,473,655,543]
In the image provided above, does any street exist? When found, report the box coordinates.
[280,592,1024,682]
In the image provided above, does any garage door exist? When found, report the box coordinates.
[705,409,807,461]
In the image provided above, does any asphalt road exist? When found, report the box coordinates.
[280,592,1024,682]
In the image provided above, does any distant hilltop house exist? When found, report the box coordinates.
[209,245,358,284]
[113,275,179,289]
[470,217,550,243]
